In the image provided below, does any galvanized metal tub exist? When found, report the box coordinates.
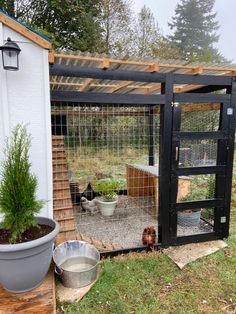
[53,240,100,288]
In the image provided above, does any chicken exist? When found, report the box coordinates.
[82,183,97,200]
[80,196,98,215]
[70,182,81,206]
[142,226,156,251]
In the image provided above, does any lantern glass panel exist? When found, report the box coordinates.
[2,49,19,70]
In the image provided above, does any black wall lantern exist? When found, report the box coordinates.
[0,37,21,71]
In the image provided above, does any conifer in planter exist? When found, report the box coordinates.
[0,125,59,293]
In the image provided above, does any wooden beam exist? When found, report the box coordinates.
[50,90,165,105]
[80,78,94,91]
[101,58,110,69]
[184,66,204,75]
[110,81,133,93]
[50,81,152,90]
[138,67,204,95]
[109,64,160,93]
[174,84,205,93]
[175,93,230,103]
[54,53,154,66]
[148,63,160,72]
[50,64,166,83]
[153,103,220,114]
[79,58,111,91]
[174,73,231,86]
[140,83,161,94]
[0,13,51,49]
[48,50,55,64]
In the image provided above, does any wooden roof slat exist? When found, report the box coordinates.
[110,81,133,93]
[49,81,151,90]
[53,52,236,73]
[184,66,204,75]
[110,64,161,93]
[50,52,236,95]
[80,59,111,91]
[80,78,94,91]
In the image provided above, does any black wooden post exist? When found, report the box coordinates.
[148,106,155,166]
[214,102,228,237]
[169,102,182,239]
[221,80,236,238]
[158,74,174,246]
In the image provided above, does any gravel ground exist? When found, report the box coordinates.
[178,220,213,237]
[75,196,213,249]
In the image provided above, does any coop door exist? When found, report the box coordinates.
[169,101,235,244]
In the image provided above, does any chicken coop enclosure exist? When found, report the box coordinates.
[50,52,236,253]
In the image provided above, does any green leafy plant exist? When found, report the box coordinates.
[94,178,121,201]
[0,125,44,243]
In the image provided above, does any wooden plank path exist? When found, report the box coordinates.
[0,268,56,314]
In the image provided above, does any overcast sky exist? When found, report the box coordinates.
[133,0,236,63]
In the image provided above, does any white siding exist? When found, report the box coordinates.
[0,24,52,218]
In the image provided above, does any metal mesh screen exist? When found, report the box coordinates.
[51,103,221,247]
[51,104,160,249]
[181,109,220,132]
[177,106,220,236]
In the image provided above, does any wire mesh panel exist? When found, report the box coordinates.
[180,108,220,132]
[177,174,215,236]
[179,140,217,167]
[175,105,221,239]
[51,104,160,249]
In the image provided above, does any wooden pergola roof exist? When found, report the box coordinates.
[50,51,236,95]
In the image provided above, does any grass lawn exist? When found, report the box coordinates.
[58,166,236,314]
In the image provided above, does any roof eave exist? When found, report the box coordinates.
[0,11,52,50]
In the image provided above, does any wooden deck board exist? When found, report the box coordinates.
[0,268,56,314]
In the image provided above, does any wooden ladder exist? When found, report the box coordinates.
[52,135,120,251]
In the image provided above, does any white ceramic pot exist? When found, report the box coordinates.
[96,197,118,217]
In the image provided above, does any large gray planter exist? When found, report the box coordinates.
[0,217,60,293]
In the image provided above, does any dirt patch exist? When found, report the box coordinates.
[0,224,53,244]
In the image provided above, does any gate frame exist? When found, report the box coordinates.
[50,64,236,254]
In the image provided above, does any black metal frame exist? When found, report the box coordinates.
[50,65,236,253]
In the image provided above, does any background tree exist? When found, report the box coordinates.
[98,0,133,54]
[131,5,161,57]
[130,5,181,60]
[11,0,103,52]
[0,0,15,16]
[168,0,223,61]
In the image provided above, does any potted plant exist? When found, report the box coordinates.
[177,188,204,227]
[94,178,121,216]
[0,125,59,293]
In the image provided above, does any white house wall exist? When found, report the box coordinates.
[0,24,52,218]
